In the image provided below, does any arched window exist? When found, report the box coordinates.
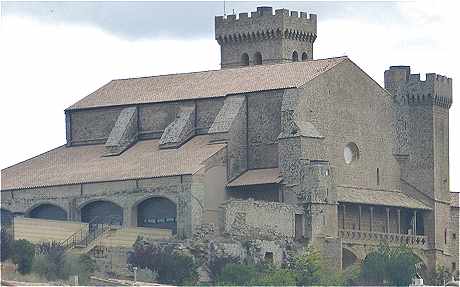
[292,51,299,62]
[344,142,360,164]
[241,53,249,66]
[254,52,262,65]
[302,52,308,61]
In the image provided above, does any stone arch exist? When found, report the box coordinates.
[302,52,308,61]
[342,247,360,269]
[292,51,298,62]
[241,53,249,66]
[80,199,123,225]
[254,52,262,65]
[134,196,177,234]
[26,203,67,221]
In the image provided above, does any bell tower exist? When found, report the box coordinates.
[215,6,317,69]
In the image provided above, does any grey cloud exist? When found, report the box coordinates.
[2,1,403,40]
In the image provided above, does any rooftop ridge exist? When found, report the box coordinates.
[112,56,348,82]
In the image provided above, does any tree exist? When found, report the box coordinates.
[1,228,13,261]
[290,245,322,286]
[217,263,258,285]
[361,243,420,286]
[12,239,35,274]
[251,266,297,286]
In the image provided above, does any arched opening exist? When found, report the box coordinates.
[254,52,262,65]
[342,248,358,270]
[81,200,123,225]
[28,204,67,221]
[292,51,299,62]
[136,197,177,234]
[344,142,360,164]
[302,52,308,61]
[241,53,249,66]
[1,209,13,227]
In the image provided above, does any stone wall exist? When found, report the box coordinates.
[222,199,295,240]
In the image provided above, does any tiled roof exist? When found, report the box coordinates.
[67,57,347,110]
[227,168,282,187]
[1,136,225,190]
[451,192,460,207]
[337,186,431,210]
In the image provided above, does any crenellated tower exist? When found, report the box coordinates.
[215,6,317,69]
[385,66,453,262]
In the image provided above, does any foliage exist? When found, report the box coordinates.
[250,265,297,286]
[208,253,240,282]
[216,263,258,285]
[63,254,97,285]
[289,245,322,286]
[1,228,13,261]
[11,239,35,274]
[34,241,66,280]
[128,239,199,285]
[136,267,159,283]
[361,243,420,286]
[428,265,452,286]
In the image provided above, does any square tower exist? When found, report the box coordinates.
[215,7,317,69]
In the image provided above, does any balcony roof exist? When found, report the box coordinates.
[337,186,431,210]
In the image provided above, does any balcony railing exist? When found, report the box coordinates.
[339,229,428,249]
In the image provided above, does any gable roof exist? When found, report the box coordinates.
[67,57,347,110]
[1,135,225,191]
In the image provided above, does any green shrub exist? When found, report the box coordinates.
[128,241,199,285]
[12,239,35,274]
[63,254,96,285]
[250,266,296,286]
[136,267,158,283]
[289,245,322,286]
[208,254,240,282]
[34,241,66,280]
[217,263,258,285]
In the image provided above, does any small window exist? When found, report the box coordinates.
[377,168,380,185]
[453,233,456,240]
[241,53,249,66]
[344,142,360,164]
[302,52,308,61]
[254,52,262,65]
[444,228,448,244]
[453,262,457,272]
[292,51,299,62]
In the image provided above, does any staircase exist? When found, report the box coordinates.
[13,217,88,244]
[61,217,112,253]
[97,227,172,248]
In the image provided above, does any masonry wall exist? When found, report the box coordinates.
[297,59,401,191]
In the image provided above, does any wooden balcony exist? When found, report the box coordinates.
[339,229,428,249]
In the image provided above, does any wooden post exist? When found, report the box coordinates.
[358,205,362,231]
[386,207,390,233]
[370,207,374,232]
[397,209,401,234]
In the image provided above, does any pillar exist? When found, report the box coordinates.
[343,204,346,229]
[358,205,362,230]
[386,207,390,233]
[370,207,374,232]
[413,210,417,235]
[397,209,401,234]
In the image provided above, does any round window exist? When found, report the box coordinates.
[344,142,359,164]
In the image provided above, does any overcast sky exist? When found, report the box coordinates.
[0,1,458,192]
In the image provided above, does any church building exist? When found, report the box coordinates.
[1,6,458,278]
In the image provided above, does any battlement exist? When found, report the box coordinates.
[215,6,317,44]
[384,66,452,108]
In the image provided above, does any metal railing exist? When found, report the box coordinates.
[61,216,114,251]
[339,229,428,249]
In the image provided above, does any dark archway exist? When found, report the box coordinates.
[342,248,358,270]
[292,51,299,62]
[81,201,123,225]
[302,52,308,61]
[1,209,13,226]
[241,53,249,66]
[29,204,67,221]
[137,197,177,234]
[254,52,262,65]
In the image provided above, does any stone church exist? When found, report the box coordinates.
[1,6,458,278]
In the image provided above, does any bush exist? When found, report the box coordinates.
[217,263,258,285]
[1,228,13,261]
[361,243,420,286]
[136,267,158,283]
[63,254,97,285]
[251,266,296,286]
[12,239,35,274]
[289,245,322,286]
[128,240,199,285]
[34,241,66,280]
[208,254,240,282]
